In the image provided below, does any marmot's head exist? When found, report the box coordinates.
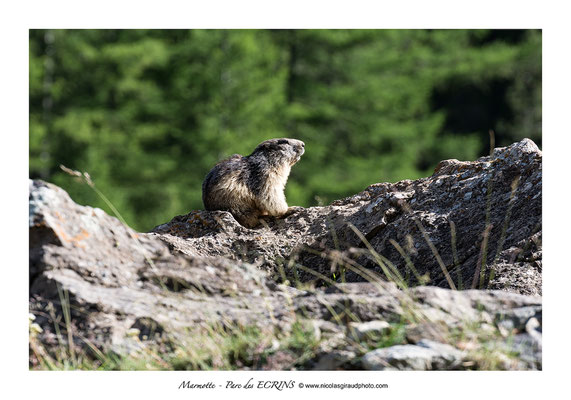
[249,138,305,167]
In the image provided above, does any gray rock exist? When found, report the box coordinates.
[348,320,391,341]
[496,331,542,370]
[361,340,464,370]
[151,138,542,295]
[313,350,357,370]
[29,139,543,370]
[495,305,542,334]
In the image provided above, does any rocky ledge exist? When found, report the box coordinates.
[29,139,542,370]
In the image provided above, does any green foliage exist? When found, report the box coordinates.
[30,319,320,371]
[29,29,541,231]
[369,323,407,350]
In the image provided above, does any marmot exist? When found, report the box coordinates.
[202,138,305,228]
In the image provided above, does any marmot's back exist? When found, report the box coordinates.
[202,154,256,213]
[202,138,305,228]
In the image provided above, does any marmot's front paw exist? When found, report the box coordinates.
[284,206,304,217]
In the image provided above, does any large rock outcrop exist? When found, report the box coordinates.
[29,139,542,370]
[152,138,542,295]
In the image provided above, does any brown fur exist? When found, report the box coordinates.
[202,138,305,228]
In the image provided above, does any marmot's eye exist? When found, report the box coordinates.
[277,139,289,145]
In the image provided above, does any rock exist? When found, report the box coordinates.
[512,332,542,367]
[405,321,451,344]
[312,319,347,338]
[151,139,542,295]
[348,320,391,341]
[361,339,465,370]
[495,305,542,334]
[313,350,358,370]
[28,139,542,370]
[493,331,542,370]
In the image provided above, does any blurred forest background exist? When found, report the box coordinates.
[29,29,541,232]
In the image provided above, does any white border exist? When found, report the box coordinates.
[2,1,568,398]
